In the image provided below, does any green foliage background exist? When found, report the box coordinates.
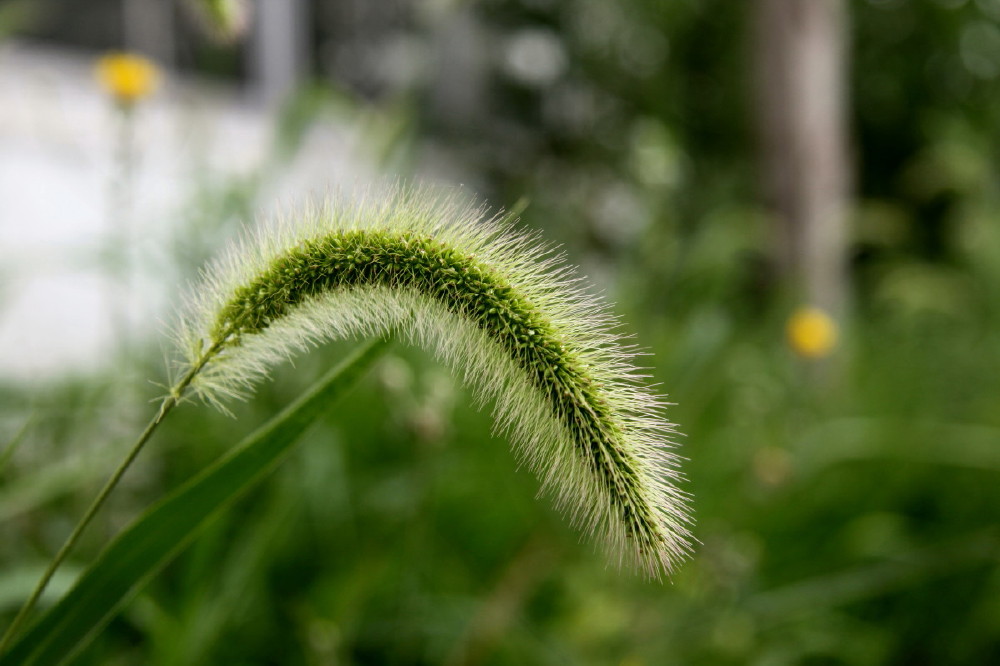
[3,0,1000,663]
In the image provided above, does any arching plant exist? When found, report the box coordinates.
[0,186,692,664]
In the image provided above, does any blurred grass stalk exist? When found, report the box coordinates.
[0,344,207,654]
[0,339,389,664]
[94,52,160,359]
[109,101,136,356]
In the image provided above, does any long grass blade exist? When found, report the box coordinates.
[0,338,387,666]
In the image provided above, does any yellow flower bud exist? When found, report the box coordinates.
[95,52,160,105]
[786,306,838,359]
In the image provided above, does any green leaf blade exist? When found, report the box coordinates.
[0,338,387,666]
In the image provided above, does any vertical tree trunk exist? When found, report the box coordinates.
[754,0,850,316]
[123,0,176,66]
[251,0,309,106]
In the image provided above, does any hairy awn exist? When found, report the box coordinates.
[2,188,692,651]
[176,187,692,575]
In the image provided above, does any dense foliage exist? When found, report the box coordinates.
[3,0,1000,663]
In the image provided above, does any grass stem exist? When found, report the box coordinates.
[0,349,214,655]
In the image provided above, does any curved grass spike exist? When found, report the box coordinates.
[175,186,693,575]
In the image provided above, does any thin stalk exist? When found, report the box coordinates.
[109,104,136,358]
[0,415,33,474]
[0,347,217,655]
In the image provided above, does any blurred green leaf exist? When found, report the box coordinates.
[0,417,32,475]
[0,452,112,523]
[0,566,80,614]
[0,339,387,666]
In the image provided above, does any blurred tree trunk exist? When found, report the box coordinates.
[123,0,175,65]
[251,0,309,106]
[753,0,850,315]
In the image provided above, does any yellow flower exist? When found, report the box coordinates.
[786,306,838,359]
[95,53,160,105]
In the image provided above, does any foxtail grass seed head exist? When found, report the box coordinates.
[173,186,693,576]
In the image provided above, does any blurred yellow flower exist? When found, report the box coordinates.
[95,52,159,105]
[786,306,838,359]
